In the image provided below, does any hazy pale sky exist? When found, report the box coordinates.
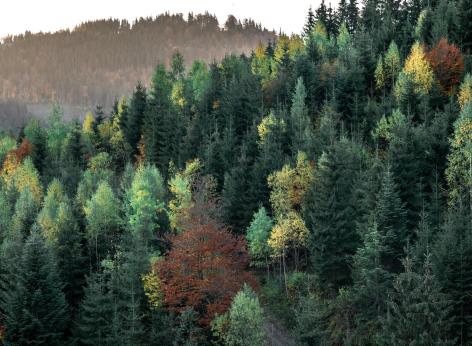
[0,0,321,38]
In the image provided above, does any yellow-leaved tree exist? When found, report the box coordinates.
[168,159,202,232]
[459,74,472,110]
[403,42,434,95]
[267,152,314,294]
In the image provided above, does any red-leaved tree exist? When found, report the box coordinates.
[426,38,464,95]
[158,176,257,326]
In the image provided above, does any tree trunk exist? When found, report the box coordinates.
[283,248,288,297]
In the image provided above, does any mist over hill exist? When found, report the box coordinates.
[0,12,276,124]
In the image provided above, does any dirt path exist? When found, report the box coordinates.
[263,313,296,346]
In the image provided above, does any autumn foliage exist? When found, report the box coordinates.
[426,38,464,95]
[158,177,256,327]
[1,139,32,176]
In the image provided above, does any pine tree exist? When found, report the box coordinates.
[1,231,69,345]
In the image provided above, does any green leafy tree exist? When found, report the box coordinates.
[246,206,273,275]
[212,285,266,346]
[384,41,401,88]
[168,159,201,232]
[289,77,314,156]
[447,102,472,211]
[84,181,121,268]
[37,179,85,306]
[125,164,166,245]
[44,105,69,181]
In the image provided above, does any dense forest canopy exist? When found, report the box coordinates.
[0,12,275,107]
[1,0,472,344]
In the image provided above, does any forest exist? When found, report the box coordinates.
[0,13,274,107]
[1,0,472,344]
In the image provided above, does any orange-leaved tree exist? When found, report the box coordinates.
[158,176,256,327]
[1,138,32,178]
[426,38,464,95]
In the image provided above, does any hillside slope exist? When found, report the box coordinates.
[0,13,275,109]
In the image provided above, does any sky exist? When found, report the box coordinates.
[0,0,321,39]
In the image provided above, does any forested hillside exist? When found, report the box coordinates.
[1,0,472,345]
[0,13,275,107]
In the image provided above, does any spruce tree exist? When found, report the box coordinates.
[143,64,174,176]
[433,207,472,344]
[375,165,407,272]
[305,138,364,290]
[378,254,455,345]
[303,6,316,37]
[315,0,328,30]
[1,232,69,345]
[77,273,114,346]
[459,0,472,53]
[24,118,47,175]
[125,82,147,156]
[351,221,392,344]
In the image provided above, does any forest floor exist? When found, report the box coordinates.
[263,312,296,346]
